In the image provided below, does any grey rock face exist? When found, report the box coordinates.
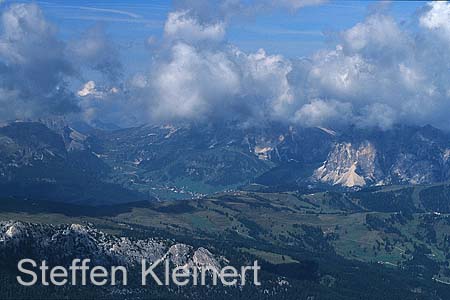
[0,221,223,268]
[314,141,382,187]
[314,126,450,187]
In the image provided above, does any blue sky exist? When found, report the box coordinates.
[28,0,426,73]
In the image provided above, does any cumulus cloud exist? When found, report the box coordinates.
[81,1,450,130]
[0,3,78,120]
[150,43,240,120]
[236,48,295,120]
[294,7,450,130]
[134,44,294,123]
[0,3,125,123]
[420,1,450,36]
[164,10,226,43]
[4,1,450,132]
[340,14,409,62]
[0,1,334,127]
[69,25,123,82]
[79,3,299,126]
[294,99,352,127]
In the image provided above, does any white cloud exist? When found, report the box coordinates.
[5,1,450,132]
[279,4,450,130]
[112,42,295,124]
[0,4,125,123]
[69,25,122,82]
[164,10,226,43]
[0,3,78,120]
[87,1,450,130]
[235,48,294,120]
[420,1,450,36]
[357,103,396,130]
[341,14,409,62]
[150,42,240,119]
[294,100,352,127]
[0,3,59,64]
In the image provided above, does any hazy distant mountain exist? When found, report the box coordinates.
[0,121,148,204]
[1,120,450,203]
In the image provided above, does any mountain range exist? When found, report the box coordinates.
[1,120,450,204]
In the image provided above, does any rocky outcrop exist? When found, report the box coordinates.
[314,141,382,187]
[0,221,223,268]
[313,126,450,187]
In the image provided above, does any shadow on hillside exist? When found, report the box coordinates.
[0,198,153,217]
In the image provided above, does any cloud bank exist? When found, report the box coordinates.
[0,3,77,120]
[114,1,450,130]
[2,1,450,131]
[0,3,122,121]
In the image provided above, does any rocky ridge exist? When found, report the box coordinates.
[0,221,222,269]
